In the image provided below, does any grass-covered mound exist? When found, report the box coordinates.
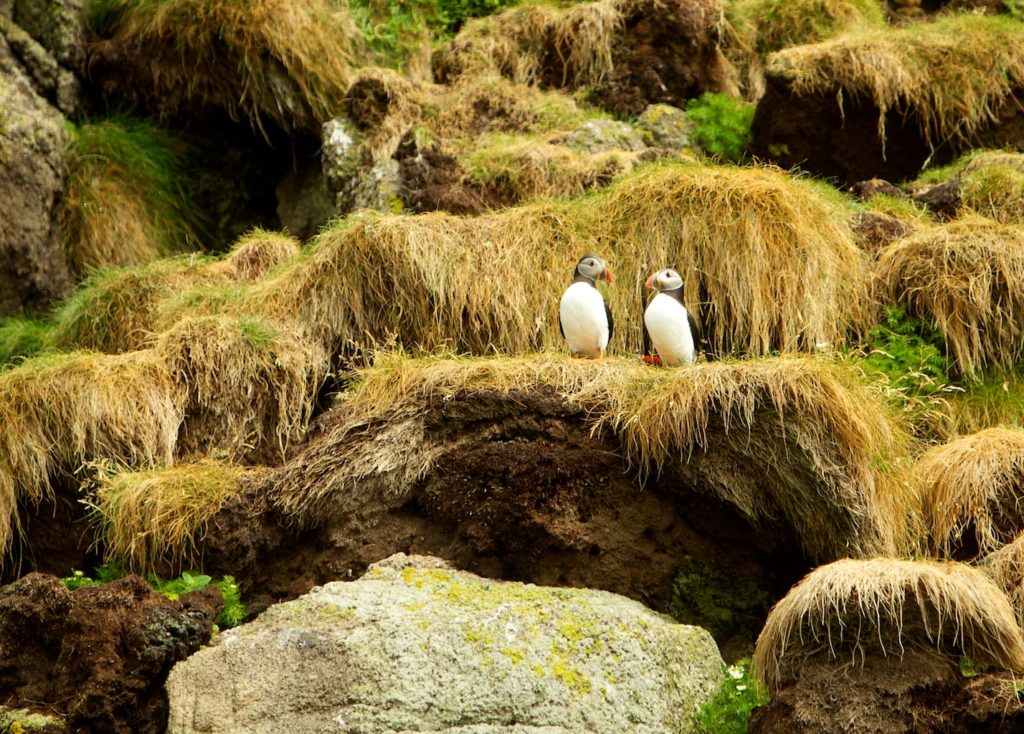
[874,216,1024,378]
[47,229,299,355]
[765,14,1024,148]
[88,459,263,573]
[981,533,1024,627]
[915,428,1024,558]
[0,351,183,556]
[914,151,1024,224]
[729,0,887,56]
[251,162,866,358]
[89,0,362,131]
[753,558,1024,692]
[59,117,200,274]
[272,352,913,561]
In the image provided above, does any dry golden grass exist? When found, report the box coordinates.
[959,152,1024,225]
[766,14,1024,147]
[252,162,867,358]
[221,228,300,281]
[980,533,1024,627]
[874,216,1024,377]
[88,459,262,573]
[0,351,183,556]
[274,351,915,561]
[753,558,1024,692]
[154,316,328,461]
[914,428,1024,558]
[95,0,361,131]
[729,0,886,56]
[463,133,643,201]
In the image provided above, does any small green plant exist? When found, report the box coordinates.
[862,305,949,391]
[668,556,771,644]
[695,659,764,734]
[60,565,246,628]
[438,0,519,33]
[685,93,754,164]
[350,0,443,69]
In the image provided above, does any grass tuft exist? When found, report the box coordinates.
[0,318,52,369]
[766,14,1024,148]
[729,0,886,56]
[59,117,200,274]
[874,216,1024,377]
[753,558,1024,692]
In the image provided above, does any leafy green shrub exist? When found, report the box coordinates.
[438,0,520,33]
[60,565,247,628]
[696,659,764,734]
[863,304,949,390]
[685,93,754,163]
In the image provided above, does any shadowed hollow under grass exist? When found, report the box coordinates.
[272,351,916,562]
[753,558,1024,692]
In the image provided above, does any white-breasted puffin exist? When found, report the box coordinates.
[559,254,613,358]
[644,268,700,366]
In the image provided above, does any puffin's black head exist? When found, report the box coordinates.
[573,254,613,284]
[645,268,683,292]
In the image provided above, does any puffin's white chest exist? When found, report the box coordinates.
[559,282,609,357]
[644,293,695,366]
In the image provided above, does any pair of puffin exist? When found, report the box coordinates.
[558,254,700,365]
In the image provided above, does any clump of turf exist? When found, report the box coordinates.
[766,14,1024,148]
[914,428,1024,558]
[981,532,1024,628]
[256,161,867,358]
[88,459,262,573]
[89,0,362,131]
[0,351,183,556]
[729,0,887,56]
[224,228,299,281]
[274,352,914,562]
[753,558,1024,692]
[59,117,200,274]
[154,316,328,461]
[874,216,1024,377]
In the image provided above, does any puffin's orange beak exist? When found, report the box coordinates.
[602,266,613,284]
[645,273,659,289]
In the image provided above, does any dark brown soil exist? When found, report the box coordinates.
[751,650,1024,734]
[0,573,222,733]
[195,388,809,655]
[853,211,916,253]
[751,74,943,185]
[395,137,506,214]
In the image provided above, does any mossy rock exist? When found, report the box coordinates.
[168,554,724,733]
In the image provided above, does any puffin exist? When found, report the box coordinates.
[559,254,614,358]
[643,268,700,366]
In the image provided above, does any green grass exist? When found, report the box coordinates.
[696,658,764,734]
[0,318,52,369]
[60,116,199,273]
[685,94,754,163]
[861,305,949,391]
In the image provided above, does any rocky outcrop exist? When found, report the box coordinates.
[0,30,74,317]
[168,554,724,734]
[0,573,222,733]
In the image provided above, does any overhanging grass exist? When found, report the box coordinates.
[766,14,1024,147]
[914,428,1024,558]
[753,558,1024,692]
[874,216,1024,377]
[981,533,1024,627]
[88,459,262,573]
[90,0,362,131]
[0,351,183,557]
[273,351,916,561]
[729,0,886,56]
[59,117,200,274]
[250,162,867,358]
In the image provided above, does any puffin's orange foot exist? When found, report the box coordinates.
[642,354,663,367]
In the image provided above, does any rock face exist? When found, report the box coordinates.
[0,573,222,733]
[168,554,724,734]
[0,30,74,317]
[636,104,694,152]
[559,119,647,154]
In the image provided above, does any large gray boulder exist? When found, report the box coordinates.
[0,33,73,316]
[167,554,724,733]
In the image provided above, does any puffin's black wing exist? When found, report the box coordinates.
[559,311,565,340]
[604,298,614,346]
[687,310,701,358]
